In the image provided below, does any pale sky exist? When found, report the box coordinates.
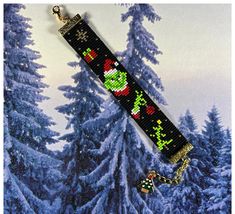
[20,4,231,150]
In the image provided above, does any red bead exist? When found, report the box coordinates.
[146,105,155,115]
[132,112,140,119]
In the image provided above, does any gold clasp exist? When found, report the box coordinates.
[52,5,70,23]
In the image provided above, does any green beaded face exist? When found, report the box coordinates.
[104,70,127,91]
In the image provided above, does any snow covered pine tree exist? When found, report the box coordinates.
[167,110,211,214]
[56,60,105,213]
[75,4,171,213]
[202,106,225,167]
[202,106,231,213]
[4,4,64,213]
[167,108,231,214]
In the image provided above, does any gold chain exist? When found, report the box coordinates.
[149,157,190,185]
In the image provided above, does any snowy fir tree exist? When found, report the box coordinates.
[178,110,198,140]
[73,4,172,213]
[203,153,231,213]
[223,129,231,165]
[202,106,225,167]
[56,59,105,213]
[4,4,64,213]
[166,108,231,214]
[117,3,166,105]
[77,99,169,213]
[202,110,231,213]
[163,110,208,214]
[178,110,214,177]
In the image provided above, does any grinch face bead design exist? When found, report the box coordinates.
[103,59,129,96]
[104,70,127,92]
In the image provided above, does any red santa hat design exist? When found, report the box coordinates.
[103,59,119,76]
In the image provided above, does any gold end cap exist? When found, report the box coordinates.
[169,143,193,164]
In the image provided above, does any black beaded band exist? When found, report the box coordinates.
[59,14,193,163]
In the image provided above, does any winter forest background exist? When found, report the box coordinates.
[4,3,231,214]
